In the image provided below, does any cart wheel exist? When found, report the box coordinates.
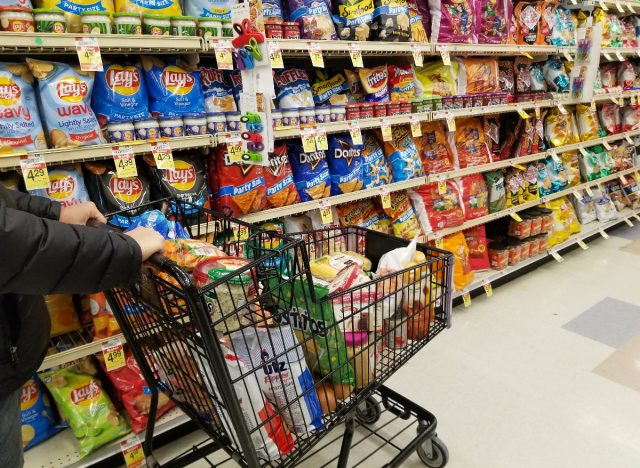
[354,396,381,425]
[416,435,448,468]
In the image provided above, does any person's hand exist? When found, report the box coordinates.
[59,202,107,225]
[125,227,166,261]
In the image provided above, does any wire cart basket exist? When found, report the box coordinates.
[103,198,454,468]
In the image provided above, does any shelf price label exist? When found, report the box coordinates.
[510,212,523,222]
[557,102,568,114]
[348,121,363,145]
[440,48,451,66]
[214,40,234,70]
[301,127,317,152]
[599,0,608,11]
[410,116,421,137]
[616,1,625,13]
[577,239,589,250]
[380,122,392,142]
[549,249,564,263]
[562,50,573,62]
[619,174,628,184]
[308,43,324,68]
[633,213,640,222]
[599,229,610,239]
[20,154,50,191]
[348,43,363,68]
[318,200,333,224]
[437,175,447,195]
[434,235,444,249]
[150,140,174,169]
[534,105,541,119]
[625,134,634,144]
[102,338,126,372]
[590,100,597,113]
[482,281,493,297]
[616,51,625,61]
[578,146,588,157]
[585,185,594,197]
[314,126,328,151]
[269,42,284,69]
[462,291,471,307]
[603,140,613,151]
[411,44,424,67]
[624,217,634,227]
[445,115,456,132]
[121,436,145,468]
[75,37,103,72]
[226,136,244,163]
[516,107,530,119]
[379,187,391,209]
[112,145,137,178]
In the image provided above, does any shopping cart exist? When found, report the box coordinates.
[103,198,454,468]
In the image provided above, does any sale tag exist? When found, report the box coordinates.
[319,200,333,224]
[102,338,126,372]
[112,146,137,178]
[517,108,530,119]
[440,48,451,66]
[577,239,589,250]
[585,185,594,197]
[75,37,103,72]
[558,102,568,114]
[349,43,363,68]
[380,187,391,209]
[314,127,328,151]
[348,121,362,145]
[603,140,613,151]
[226,136,244,163]
[308,43,324,68]
[590,100,597,113]
[483,281,493,297]
[411,45,424,67]
[573,190,582,201]
[599,0,608,10]
[150,140,174,169]
[562,50,573,62]
[549,250,564,262]
[269,42,284,69]
[214,40,234,70]
[550,150,561,162]
[446,116,456,132]
[462,291,471,308]
[510,212,523,222]
[121,436,145,468]
[301,127,316,152]
[380,122,392,142]
[437,176,447,195]
[434,236,444,249]
[631,95,637,105]
[410,117,421,137]
[535,105,541,119]
[20,154,50,191]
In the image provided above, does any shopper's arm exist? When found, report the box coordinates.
[6,188,61,220]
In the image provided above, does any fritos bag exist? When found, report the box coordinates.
[381,191,422,240]
[359,66,389,102]
[264,143,300,208]
[451,117,491,168]
[417,121,455,174]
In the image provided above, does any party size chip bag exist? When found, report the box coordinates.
[361,131,392,188]
[274,68,315,109]
[200,66,237,113]
[288,141,331,202]
[326,133,364,195]
[264,143,300,208]
[92,62,149,124]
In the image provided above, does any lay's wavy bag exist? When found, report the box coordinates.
[114,0,181,16]
[35,0,114,33]
[92,62,149,124]
[326,133,364,196]
[287,141,331,202]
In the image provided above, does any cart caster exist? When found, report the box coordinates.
[354,396,381,425]
[416,435,448,468]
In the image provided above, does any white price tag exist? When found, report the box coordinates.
[348,121,362,145]
[213,40,234,70]
[625,134,634,144]
[318,200,333,224]
[410,116,421,137]
[111,145,137,178]
[616,51,625,61]
[308,43,324,68]
[440,48,451,66]
[585,185,594,197]
[348,43,363,68]
[558,103,568,114]
[314,126,328,151]
[150,140,174,169]
[20,154,50,190]
[599,0,609,10]
[579,146,588,157]
[121,436,145,468]
[616,2,624,13]
[549,250,564,262]
[603,140,613,150]
[624,217,634,227]
[269,42,284,69]
[75,37,103,72]
[562,50,573,62]
[551,150,561,162]
[577,239,589,250]
[599,229,610,239]
[411,44,424,67]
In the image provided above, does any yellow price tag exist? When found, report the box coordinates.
[631,95,637,105]
[577,239,589,250]
[348,122,363,145]
[599,229,609,239]
[75,37,103,72]
[437,177,447,195]
[514,164,526,170]
[348,43,363,68]
[380,188,391,209]
[434,237,444,249]
[624,217,634,227]
[440,49,451,66]
[462,291,471,307]
[102,338,126,372]
[590,100,597,113]
[550,250,564,262]
[517,108,530,119]
[535,106,541,119]
[446,116,456,132]
[483,281,493,297]
[319,201,333,224]
[510,212,523,222]
[562,50,573,62]
[381,123,392,142]
[150,140,174,169]
[121,437,145,468]
[214,40,234,70]
[615,51,624,62]
[308,43,324,68]
[20,154,50,191]
[112,146,138,178]
[410,117,421,137]
[301,128,317,152]
[610,97,620,106]
[226,136,244,163]
[411,44,424,67]
[578,146,588,157]
[269,42,284,69]
[314,127,328,151]
[585,185,594,197]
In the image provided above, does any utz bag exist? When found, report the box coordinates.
[0,63,46,154]
[287,141,331,202]
[200,66,237,113]
[326,134,364,195]
[361,131,392,188]
[274,68,315,109]
[264,144,300,208]
[428,0,476,43]
[30,164,89,207]
[92,62,149,124]
[20,375,62,450]
[141,57,204,117]
[27,59,105,148]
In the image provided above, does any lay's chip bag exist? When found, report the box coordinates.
[27,59,105,148]
[20,375,62,450]
[0,63,47,154]
[30,164,89,207]
[92,62,149,124]
[141,56,204,117]
[326,133,364,196]
[184,0,230,19]
[361,131,392,188]
[35,0,114,33]
[288,141,331,202]
[379,125,424,182]
[115,0,181,16]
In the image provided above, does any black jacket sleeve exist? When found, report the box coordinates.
[7,189,61,221]
[0,200,142,296]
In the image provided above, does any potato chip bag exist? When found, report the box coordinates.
[287,141,331,202]
[164,237,226,270]
[264,143,300,208]
[332,0,375,41]
[407,0,428,42]
[115,0,181,16]
[381,191,422,240]
[505,167,525,208]
[274,68,315,109]
[545,108,579,147]
[576,103,605,141]
[442,231,473,291]
[622,105,640,132]
[92,62,149,125]
[81,292,121,339]
[21,375,62,450]
[617,61,636,90]
[344,69,363,101]
[515,1,543,45]
[30,164,89,207]
[287,0,338,39]
[451,117,491,168]
[40,366,130,458]
[418,121,455,174]
[46,294,81,336]
[380,125,424,181]
[456,174,488,220]
[428,0,476,43]
[544,155,568,193]
[312,70,350,105]
[27,59,104,148]
[621,176,640,209]
[387,64,415,102]
[200,66,237,113]
[463,225,490,271]
[413,60,458,97]
[543,56,570,92]
[484,171,505,213]
[546,197,580,247]
[498,59,515,94]
[571,192,597,224]
[0,63,47,154]
[336,199,392,234]
[326,134,364,196]
[522,163,540,202]
[373,0,411,41]
[408,181,464,233]
[35,0,114,32]
[476,0,510,44]
[358,65,389,102]
[141,57,204,117]
[361,131,392,188]
[598,103,622,135]
[561,151,580,187]
[456,57,499,95]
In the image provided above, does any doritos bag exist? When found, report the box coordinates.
[380,191,423,240]
[287,141,331,202]
[408,182,464,233]
[264,143,300,208]
[417,121,455,174]
[451,117,492,168]
[30,164,89,207]
[361,131,392,188]
[92,62,149,124]
[326,134,364,195]
[380,125,424,182]
[456,174,488,220]
[21,375,62,450]
[463,225,490,271]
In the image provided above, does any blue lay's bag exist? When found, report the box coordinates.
[141,56,204,117]
[92,62,149,124]
[27,58,105,148]
[287,141,331,202]
[361,131,391,188]
[21,375,62,450]
[184,0,230,18]
[30,164,89,207]
[200,66,237,113]
[326,133,364,196]
[274,68,314,109]
[0,63,47,154]
[379,124,424,182]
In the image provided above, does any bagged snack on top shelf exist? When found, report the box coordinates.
[361,131,392,188]
[598,103,622,135]
[263,143,300,208]
[115,0,181,16]
[620,16,636,47]
[592,7,610,46]
[359,65,389,102]
[442,231,473,291]
[274,68,314,109]
[287,140,331,202]
[609,142,633,172]
[542,56,570,93]
[311,70,350,106]
[475,0,510,44]
[388,64,415,102]
[380,190,422,239]
[184,0,232,18]
[326,133,364,196]
[514,1,544,45]
[35,0,114,32]
[380,125,424,181]
[608,12,623,48]
[141,57,204,117]
[571,192,597,225]
[464,225,489,271]
[622,105,640,132]
[484,170,505,213]
[407,0,428,42]
[561,151,580,187]
[413,60,458,97]
[417,121,455,174]
[0,62,46,154]
[575,103,605,142]
[545,107,579,147]
[336,199,393,233]
[373,0,410,41]
[21,375,63,451]
[262,0,283,20]
[617,61,636,90]
[200,67,237,114]
[287,0,337,39]
[332,0,374,41]
[456,174,488,220]
[451,117,491,168]
[408,181,464,233]
[29,164,89,207]
[428,0,476,43]
[456,57,499,95]
[27,59,104,148]
[92,62,149,125]
[40,365,130,458]
[550,6,577,47]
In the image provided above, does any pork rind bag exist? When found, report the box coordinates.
[450,117,492,168]
[326,133,364,195]
[417,121,455,174]
[373,0,411,41]
[408,181,464,233]
[288,0,337,39]
[428,0,476,43]
[27,59,105,148]
[115,0,181,16]
[0,63,47,154]
[274,68,315,109]
[381,191,423,239]
[332,0,374,41]
[475,0,510,44]
[35,0,114,32]
[361,131,392,188]
[200,66,237,113]
[380,125,424,181]
[456,173,488,220]
[414,60,458,97]
[264,143,300,208]
[456,57,499,94]
[92,62,149,124]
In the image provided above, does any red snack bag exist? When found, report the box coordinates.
[209,147,266,216]
[456,174,489,220]
[98,349,174,434]
[263,143,300,209]
[408,181,464,233]
[452,117,492,168]
[464,225,490,271]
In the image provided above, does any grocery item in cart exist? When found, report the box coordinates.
[20,375,62,450]
[35,0,113,32]
[451,117,491,168]
[309,251,371,282]
[40,365,130,457]
[165,237,226,270]
[413,60,458,97]
[463,225,489,271]
[387,64,415,102]
[428,0,476,43]
[200,66,237,113]
[0,62,46,153]
[372,0,410,41]
[408,181,464,233]
[359,66,389,102]
[27,59,105,148]
[287,0,337,39]
[442,231,473,291]
[381,125,423,181]
[29,164,89,207]
[361,131,392,188]
[274,68,314,109]
[92,62,149,124]
[115,0,181,16]
[456,57,499,95]
[125,209,189,240]
[417,121,455,174]
[381,190,422,240]
[326,133,363,196]
[264,143,300,208]
[287,141,331,202]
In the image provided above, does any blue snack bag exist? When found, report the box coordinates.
[326,133,364,196]
[200,67,237,113]
[361,131,391,188]
[287,141,331,202]
[125,210,189,239]
[184,0,231,18]
[379,125,424,182]
[92,62,149,124]
[21,375,62,450]
[274,68,314,109]
[141,56,204,117]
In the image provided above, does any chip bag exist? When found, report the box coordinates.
[275,68,315,109]
[476,0,510,44]
[81,292,121,339]
[387,64,415,102]
[287,141,331,202]
[442,231,473,291]
[598,103,622,135]
[164,237,226,270]
[184,0,231,18]
[622,105,640,132]
[20,375,62,450]
[504,167,526,208]
[417,121,455,174]
[373,0,411,41]
[545,107,579,147]
[30,164,89,207]
[311,71,350,105]
[92,62,149,125]
[484,170,506,213]
[456,174,488,220]
[561,151,580,187]
[413,60,458,97]
[361,131,392,188]
[428,0,476,43]
[326,134,364,195]
[408,0,428,42]
[27,59,105,148]
[408,181,464,233]
[200,66,237,113]
[336,199,392,234]
[34,0,114,32]
[40,366,130,458]
[380,125,424,181]
[264,143,300,208]
[381,191,422,240]
[359,66,389,102]
[46,294,81,336]
[544,155,568,193]
[115,0,181,16]
[287,0,338,39]
[543,56,570,92]
[576,103,605,141]
[464,225,490,271]
[451,117,492,168]
[515,1,543,45]
[332,0,375,41]
[456,57,500,95]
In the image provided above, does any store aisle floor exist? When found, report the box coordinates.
[151,225,640,468]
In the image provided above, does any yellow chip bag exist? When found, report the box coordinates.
[575,103,604,142]
[380,191,423,240]
[115,0,181,16]
[414,60,458,97]
[544,108,579,148]
[358,65,389,102]
[35,0,115,33]
[442,231,474,291]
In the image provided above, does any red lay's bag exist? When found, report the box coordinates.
[209,147,266,216]
[264,144,300,209]
[463,225,490,271]
[408,181,464,233]
[456,174,489,220]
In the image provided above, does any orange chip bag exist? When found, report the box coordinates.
[451,117,492,168]
[442,231,474,291]
[418,121,455,174]
[336,199,392,233]
[81,293,121,340]
[46,294,81,337]
[165,238,227,271]
[456,57,500,94]
[264,143,300,209]
[380,191,423,240]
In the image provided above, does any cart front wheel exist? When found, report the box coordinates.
[354,396,381,425]
[416,435,448,468]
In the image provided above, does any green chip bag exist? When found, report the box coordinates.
[40,366,130,457]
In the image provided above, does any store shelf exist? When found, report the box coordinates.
[435,43,559,56]
[263,39,431,57]
[39,330,126,371]
[570,0,640,13]
[454,206,640,300]
[600,47,637,59]
[24,407,188,468]
[431,98,556,120]
[0,135,213,170]
[0,33,204,54]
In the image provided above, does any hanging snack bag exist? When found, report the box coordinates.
[504,167,526,208]
[20,375,62,450]
[228,70,243,108]
[40,366,130,458]
[30,164,89,207]
[381,191,422,239]
[475,0,509,44]
[408,181,464,233]
[484,171,505,213]
[380,125,424,181]
[114,0,181,16]
[326,133,364,196]
[598,103,622,135]
[451,117,491,168]
[274,68,315,109]
[311,71,350,105]
[92,62,149,124]
[576,103,605,141]
[561,151,580,187]
[0,63,46,154]
[622,105,640,132]
[387,64,415,102]
[264,143,300,208]
[498,59,515,94]
[361,131,392,188]
[522,163,540,202]
[358,66,389,102]
[332,0,374,41]
[27,59,104,148]
[442,231,473,291]
[373,0,410,41]
[35,0,114,33]
[529,60,546,91]
[484,116,502,157]
[428,0,476,43]
[550,6,576,46]
[544,155,568,193]
[287,140,331,202]
[456,57,499,95]
[413,60,458,97]
[200,66,237,113]
[141,57,204,117]
[543,56,570,92]
[418,121,455,174]
[515,1,543,45]
[464,225,490,271]
[287,0,337,39]
[456,174,488,220]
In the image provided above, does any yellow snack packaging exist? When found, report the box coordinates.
[442,231,474,291]
[414,60,458,97]
[575,104,604,142]
[35,0,115,33]
[115,0,181,16]
[45,294,81,337]
[544,108,579,148]
[380,191,423,240]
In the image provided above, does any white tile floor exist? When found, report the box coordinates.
[150,227,640,468]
